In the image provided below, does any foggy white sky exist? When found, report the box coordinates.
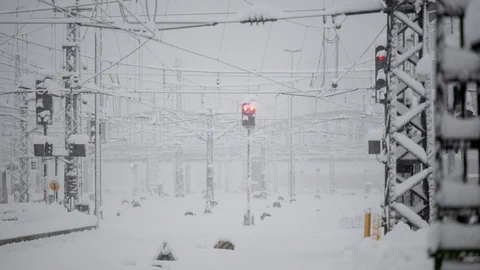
[0,0,387,118]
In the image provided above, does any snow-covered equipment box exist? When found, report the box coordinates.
[67,134,89,157]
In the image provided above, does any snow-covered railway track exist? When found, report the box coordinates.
[0,224,98,246]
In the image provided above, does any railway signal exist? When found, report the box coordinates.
[242,103,256,128]
[242,103,256,226]
[374,45,387,104]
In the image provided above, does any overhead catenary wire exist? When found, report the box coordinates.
[1,0,380,120]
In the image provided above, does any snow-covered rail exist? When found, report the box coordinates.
[0,224,97,246]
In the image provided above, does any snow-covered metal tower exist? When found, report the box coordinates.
[284,48,301,201]
[205,108,214,200]
[63,8,82,209]
[174,59,184,197]
[13,53,30,203]
[383,0,434,232]
[430,1,480,268]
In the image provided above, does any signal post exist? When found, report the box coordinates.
[242,103,256,226]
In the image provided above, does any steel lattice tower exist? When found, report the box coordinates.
[13,53,30,203]
[63,15,81,209]
[384,0,434,232]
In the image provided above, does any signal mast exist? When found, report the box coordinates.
[242,103,256,226]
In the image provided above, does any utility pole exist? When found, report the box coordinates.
[93,0,101,217]
[63,1,82,210]
[205,108,214,201]
[284,48,301,202]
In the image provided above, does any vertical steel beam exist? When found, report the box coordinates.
[63,4,81,209]
[206,109,214,200]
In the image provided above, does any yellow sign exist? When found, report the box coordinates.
[49,181,60,192]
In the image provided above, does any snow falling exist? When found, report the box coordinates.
[0,0,479,270]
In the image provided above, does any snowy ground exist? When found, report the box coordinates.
[0,203,97,240]
[0,189,432,270]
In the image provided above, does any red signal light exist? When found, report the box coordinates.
[242,104,255,113]
[378,55,384,61]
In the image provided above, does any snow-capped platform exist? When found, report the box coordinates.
[0,203,98,244]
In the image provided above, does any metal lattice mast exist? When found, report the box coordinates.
[431,2,480,268]
[384,0,433,232]
[205,108,214,200]
[12,52,30,202]
[63,7,81,209]
[284,49,301,201]
[174,59,184,197]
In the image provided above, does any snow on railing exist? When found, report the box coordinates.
[465,0,480,49]
[326,0,385,15]
[443,46,480,81]
[366,127,383,141]
[32,135,53,144]
[392,202,429,229]
[394,168,431,199]
[393,133,428,163]
[67,134,89,145]
[428,221,480,252]
[437,0,471,16]
[392,68,426,96]
[440,112,480,140]
[394,102,427,130]
[436,181,480,207]
[415,53,432,82]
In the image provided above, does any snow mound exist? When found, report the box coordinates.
[345,221,431,269]
[237,5,281,24]
[383,221,412,242]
